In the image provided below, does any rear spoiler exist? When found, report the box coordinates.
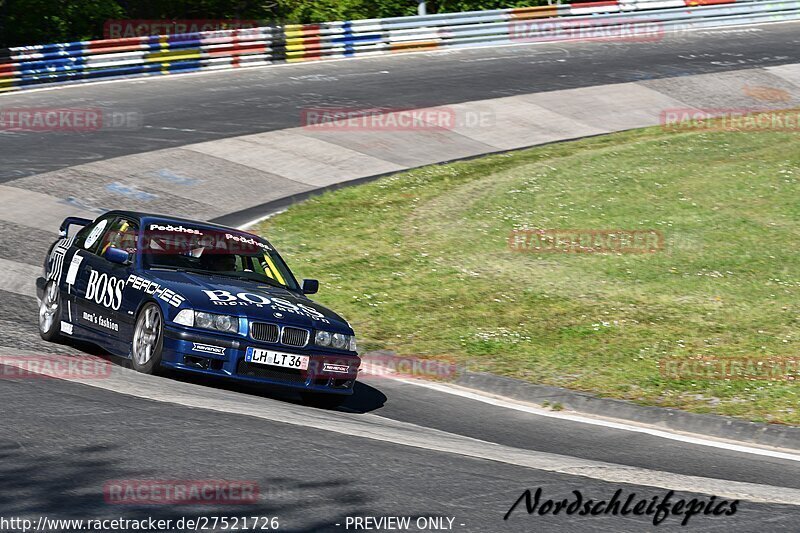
[59,216,93,237]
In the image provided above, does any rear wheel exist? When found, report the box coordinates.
[38,280,63,342]
[131,303,164,374]
[301,392,347,409]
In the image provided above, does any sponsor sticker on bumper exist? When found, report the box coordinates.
[192,343,226,356]
[322,363,350,374]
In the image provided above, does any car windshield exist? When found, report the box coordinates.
[140,223,299,291]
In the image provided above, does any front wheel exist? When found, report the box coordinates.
[131,303,164,374]
[38,280,63,342]
[301,392,347,409]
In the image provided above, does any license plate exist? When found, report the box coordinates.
[245,347,309,370]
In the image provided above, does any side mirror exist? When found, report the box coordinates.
[104,247,131,265]
[301,279,319,295]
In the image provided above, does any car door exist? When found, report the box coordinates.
[73,216,136,342]
[104,217,141,341]
[65,215,112,338]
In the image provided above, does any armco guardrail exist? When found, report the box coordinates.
[1,0,799,93]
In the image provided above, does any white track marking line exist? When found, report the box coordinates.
[389,376,800,462]
[0,351,799,504]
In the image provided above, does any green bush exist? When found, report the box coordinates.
[429,0,549,12]
[0,0,551,48]
[277,0,417,23]
[1,0,125,47]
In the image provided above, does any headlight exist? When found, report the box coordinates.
[315,330,357,352]
[196,312,214,330]
[332,333,347,349]
[173,309,238,334]
[315,330,332,346]
[214,314,236,332]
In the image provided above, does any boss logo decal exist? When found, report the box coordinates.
[202,290,328,322]
[85,270,125,311]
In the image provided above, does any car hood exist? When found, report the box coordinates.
[145,270,352,332]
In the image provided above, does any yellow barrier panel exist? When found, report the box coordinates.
[146,49,203,62]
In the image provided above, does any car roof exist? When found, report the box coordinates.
[104,210,253,234]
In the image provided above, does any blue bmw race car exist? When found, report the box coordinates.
[36,211,360,407]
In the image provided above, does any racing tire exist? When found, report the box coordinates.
[38,280,63,342]
[131,302,165,374]
[301,392,347,409]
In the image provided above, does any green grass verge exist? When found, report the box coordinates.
[254,125,800,425]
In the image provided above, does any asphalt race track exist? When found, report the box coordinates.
[2,22,800,181]
[2,22,800,532]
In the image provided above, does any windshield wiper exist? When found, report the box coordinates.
[149,266,209,274]
[149,266,287,289]
[208,271,286,289]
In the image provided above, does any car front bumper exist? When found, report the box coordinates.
[161,327,360,395]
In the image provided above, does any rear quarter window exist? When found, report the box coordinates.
[74,218,111,253]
